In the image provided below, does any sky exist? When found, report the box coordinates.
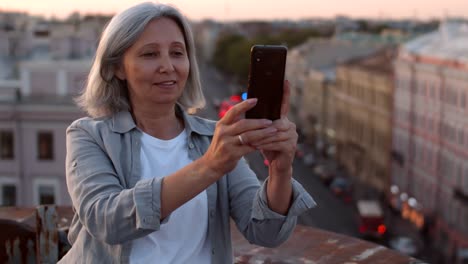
[2,0,468,21]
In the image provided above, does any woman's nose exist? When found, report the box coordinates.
[158,54,175,73]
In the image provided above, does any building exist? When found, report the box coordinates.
[391,21,468,263]
[286,38,381,147]
[0,59,89,207]
[335,47,397,196]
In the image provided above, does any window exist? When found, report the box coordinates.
[32,177,61,205]
[0,178,17,206]
[37,131,54,160]
[34,179,59,205]
[461,92,466,109]
[1,184,16,206]
[38,185,55,205]
[0,131,14,159]
[459,129,465,145]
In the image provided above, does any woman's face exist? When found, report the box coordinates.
[117,17,190,109]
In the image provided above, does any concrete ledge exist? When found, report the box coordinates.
[232,222,424,263]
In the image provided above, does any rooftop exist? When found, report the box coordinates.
[0,206,422,263]
[341,46,398,74]
[402,21,468,64]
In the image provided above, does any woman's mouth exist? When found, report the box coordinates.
[154,80,177,88]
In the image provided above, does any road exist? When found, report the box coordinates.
[197,63,360,238]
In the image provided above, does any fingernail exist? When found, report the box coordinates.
[263,120,273,125]
[247,98,257,104]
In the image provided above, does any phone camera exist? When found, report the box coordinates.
[256,58,261,62]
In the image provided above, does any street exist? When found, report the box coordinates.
[197,64,360,238]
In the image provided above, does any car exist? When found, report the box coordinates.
[303,153,316,167]
[356,200,387,240]
[313,164,335,185]
[389,236,419,257]
[329,177,353,203]
[295,143,305,159]
[217,95,242,119]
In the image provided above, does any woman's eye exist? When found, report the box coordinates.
[172,51,184,56]
[142,52,157,57]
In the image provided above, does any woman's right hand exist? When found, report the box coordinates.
[201,98,277,177]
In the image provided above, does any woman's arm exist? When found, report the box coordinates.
[228,158,315,248]
[66,99,275,244]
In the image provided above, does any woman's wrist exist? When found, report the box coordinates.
[196,156,225,182]
[270,163,293,181]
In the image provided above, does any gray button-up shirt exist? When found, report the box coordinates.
[59,109,316,264]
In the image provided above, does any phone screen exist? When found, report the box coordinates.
[245,45,287,120]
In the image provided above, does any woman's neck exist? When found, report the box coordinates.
[131,104,184,140]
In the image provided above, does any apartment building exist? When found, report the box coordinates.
[286,38,381,146]
[0,60,89,207]
[391,21,468,262]
[335,47,397,195]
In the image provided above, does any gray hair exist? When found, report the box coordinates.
[76,2,205,117]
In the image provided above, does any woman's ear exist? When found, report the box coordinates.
[115,65,126,81]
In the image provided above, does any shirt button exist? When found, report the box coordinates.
[189,143,194,149]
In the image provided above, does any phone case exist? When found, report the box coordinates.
[245,45,287,120]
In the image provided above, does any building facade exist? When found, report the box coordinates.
[0,60,89,207]
[391,22,468,262]
[335,47,396,195]
[286,38,381,147]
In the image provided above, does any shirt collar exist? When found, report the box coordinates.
[111,105,215,136]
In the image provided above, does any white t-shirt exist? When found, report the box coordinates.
[130,129,211,264]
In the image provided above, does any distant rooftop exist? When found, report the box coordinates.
[336,31,414,45]
[341,46,398,74]
[402,21,468,64]
[290,38,384,80]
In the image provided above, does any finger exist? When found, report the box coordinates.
[256,141,295,153]
[280,80,291,118]
[221,98,257,125]
[251,131,292,146]
[239,126,278,145]
[271,118,290,132]
[228,118,273,136]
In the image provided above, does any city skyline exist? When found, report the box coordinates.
[2,0,468,21]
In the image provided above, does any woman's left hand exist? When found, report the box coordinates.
[251,80,298,176]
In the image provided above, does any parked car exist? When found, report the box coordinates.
[313,164,335,185]
[329,177,353,203]
[356,200,387,240]
[295,143,305,159]
[389,236,419,257]
[303,153,316,167]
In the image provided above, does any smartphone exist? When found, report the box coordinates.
[245,45,287,120]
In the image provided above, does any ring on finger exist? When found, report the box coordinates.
[238,135,246,145]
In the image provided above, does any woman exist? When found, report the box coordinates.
[60,2,315,263]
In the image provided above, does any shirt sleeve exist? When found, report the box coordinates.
[252,178,316,220]
[228,157,316,248]
[66,121,171,245]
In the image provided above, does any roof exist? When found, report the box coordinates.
[341,46,398,74]
[0,207,417,263]
[402,21,468,64]
[357,200,384,217]
[290,38,384,80]
[232,222,417,263]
